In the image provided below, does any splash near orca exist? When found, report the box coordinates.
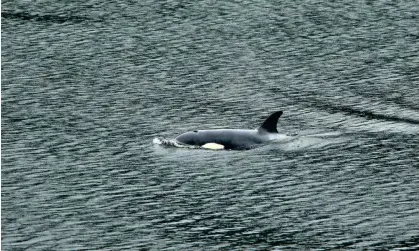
[175,111,283,150]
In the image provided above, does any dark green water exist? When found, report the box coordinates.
[2,1,419,250]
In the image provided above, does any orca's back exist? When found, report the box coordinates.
[198,129,264,150]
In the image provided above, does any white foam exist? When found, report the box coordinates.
[152,137,198,149]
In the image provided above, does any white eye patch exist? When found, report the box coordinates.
[201,143,225,150]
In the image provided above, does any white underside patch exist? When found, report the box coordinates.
[201,143,225,150]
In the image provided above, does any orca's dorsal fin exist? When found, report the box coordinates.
[258,111,283,133]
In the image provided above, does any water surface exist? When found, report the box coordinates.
[2,0,419,250]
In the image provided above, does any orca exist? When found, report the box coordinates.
[175,111,284,150]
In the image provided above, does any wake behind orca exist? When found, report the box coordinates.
[175,111,284,150]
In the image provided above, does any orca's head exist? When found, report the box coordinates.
[175,130,204,146]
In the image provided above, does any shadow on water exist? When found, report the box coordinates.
[1,11,94,24]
